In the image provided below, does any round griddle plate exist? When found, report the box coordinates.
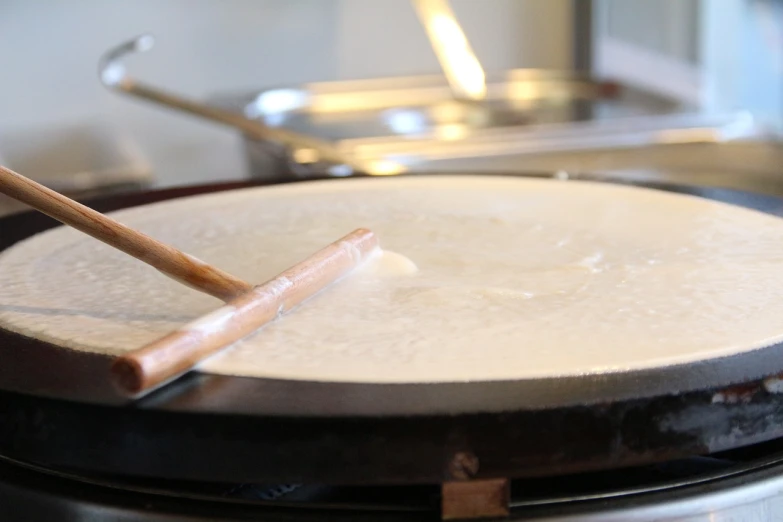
[2,173,783,485]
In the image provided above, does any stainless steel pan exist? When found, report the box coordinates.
[99,35,780,193]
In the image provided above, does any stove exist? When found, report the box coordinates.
[4,176,783,521]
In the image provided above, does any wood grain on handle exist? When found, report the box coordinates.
[0,166,251,301]
[111,228,380,396]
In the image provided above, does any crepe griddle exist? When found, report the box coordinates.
[3,173,783,486]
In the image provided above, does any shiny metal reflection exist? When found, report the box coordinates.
[412,0,487,101]
[98,35,406,177]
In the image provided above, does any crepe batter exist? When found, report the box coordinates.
[2,175,783,383]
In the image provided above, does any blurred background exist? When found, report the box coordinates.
[0,0,781,205]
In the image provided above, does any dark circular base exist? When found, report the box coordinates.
[3,173,783,484]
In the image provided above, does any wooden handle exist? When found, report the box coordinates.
[111,228,380,396]
[0,165,251,301]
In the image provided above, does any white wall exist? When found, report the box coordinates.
[602,0,700,64]
[702,0,783,130]
[0,0,572,186]
[595,0,782,129]
[594,0,702,106]
[336,0,573,79]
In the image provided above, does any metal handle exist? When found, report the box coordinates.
[411,0,486,102]
[98,35,370,174]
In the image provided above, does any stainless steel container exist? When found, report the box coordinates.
[207,70,689,177]
[98,35,782,197]
[218,77,782,196]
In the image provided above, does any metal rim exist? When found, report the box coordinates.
[4,438,783,521]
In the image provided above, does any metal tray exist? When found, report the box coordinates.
[101,35,773,185]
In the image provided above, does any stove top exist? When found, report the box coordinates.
[6,176,783,521]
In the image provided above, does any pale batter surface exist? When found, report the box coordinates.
[3,175,783,383]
